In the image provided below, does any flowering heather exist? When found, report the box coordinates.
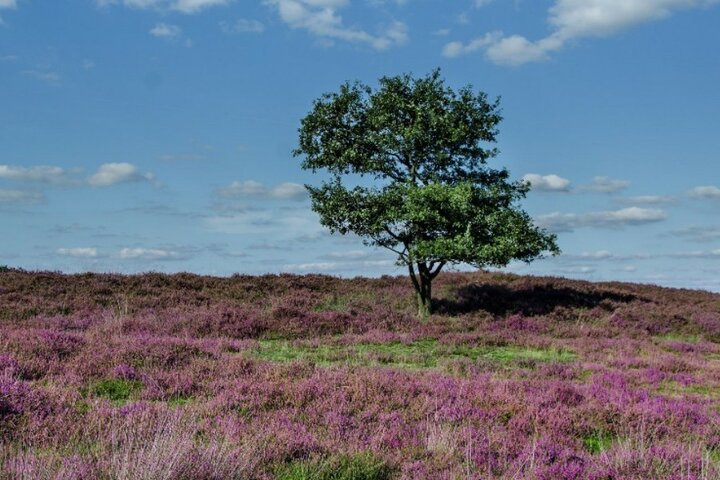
[1,268,720,479]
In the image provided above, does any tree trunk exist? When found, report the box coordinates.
[416,276,432,318]
[409,261,442,319]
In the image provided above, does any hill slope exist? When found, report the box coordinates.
[1,269,720,479]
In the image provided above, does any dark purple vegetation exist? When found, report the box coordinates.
[1,269,719,479]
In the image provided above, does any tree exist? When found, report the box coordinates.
[294,69,559,317]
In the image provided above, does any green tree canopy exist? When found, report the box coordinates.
[295,69,559,316]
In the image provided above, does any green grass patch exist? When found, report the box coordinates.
[167,395,193,406]
[276,453,393,480]
[252,339,575,369]
[313,294,350,313]
[659,381,720,398]
[84,378,143,402]
[582,431,614,454]
[653,333,701,343]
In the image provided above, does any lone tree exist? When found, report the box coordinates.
[295,70,559,317]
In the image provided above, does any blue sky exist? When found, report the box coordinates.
[1,0,720,291]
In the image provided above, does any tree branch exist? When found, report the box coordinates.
[430,261,446,279]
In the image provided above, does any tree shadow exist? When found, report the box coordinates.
[434,282,639,317]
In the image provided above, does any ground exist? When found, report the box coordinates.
[1,269,719,479]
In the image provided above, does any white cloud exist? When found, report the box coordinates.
[119,248,183,260]
[57,247,98,258]
[172,0,228,13]
[220,18,265,34]
[671,249,720,258]
[22,70,60,83]
[97,0,229,14]
[282,258,396,273]
[149,23,181,38]
[670,225,720,242]
[217,180,307,200]
[616,195,676,205]
[264,0,408,50]
[537,207,667,232]
[555,266,596,275]
[283,261,340,271]
[88,163,154,187]
[320,250,374,260]
[690,185,720,198]
[522,173,571,192]
[0,188,43,204]
[0,0,16,9]
[205,208,321,236]
[442,32,500,58]
[577,176,630,193]
[445,0,720,65]
[575,250,613,259]
[485,35,562,65]
[0,165,67,183]
[271,182,307,200]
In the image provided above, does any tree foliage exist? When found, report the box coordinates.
[295,69,559,316]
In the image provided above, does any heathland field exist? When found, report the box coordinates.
[1,269,720,479]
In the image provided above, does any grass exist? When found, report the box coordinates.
[313,294,351,313]
[653,333,701,343]
[251,339,575,369]
[275,453,393,480]
[582,431,615,454]
[659,381,720,399]
[83,378,143,402]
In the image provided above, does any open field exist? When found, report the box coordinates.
[2,269,720,479]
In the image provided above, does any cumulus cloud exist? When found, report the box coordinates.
[522,173,571,192]
[96,0,229,14]
[689,185,720,198]
[220,18,265,34]
[444,0,720,65]
[217,180,307,200]
[88,163,154,187]
[577,176,631,193]
[442,32,500,58]
[149,23,181,38]
[537,207,667,232]
[0,188,43,204]
[57,247,98,258]
[0,165,67,183]
[264,0,408,50]
[118,248,184,260]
